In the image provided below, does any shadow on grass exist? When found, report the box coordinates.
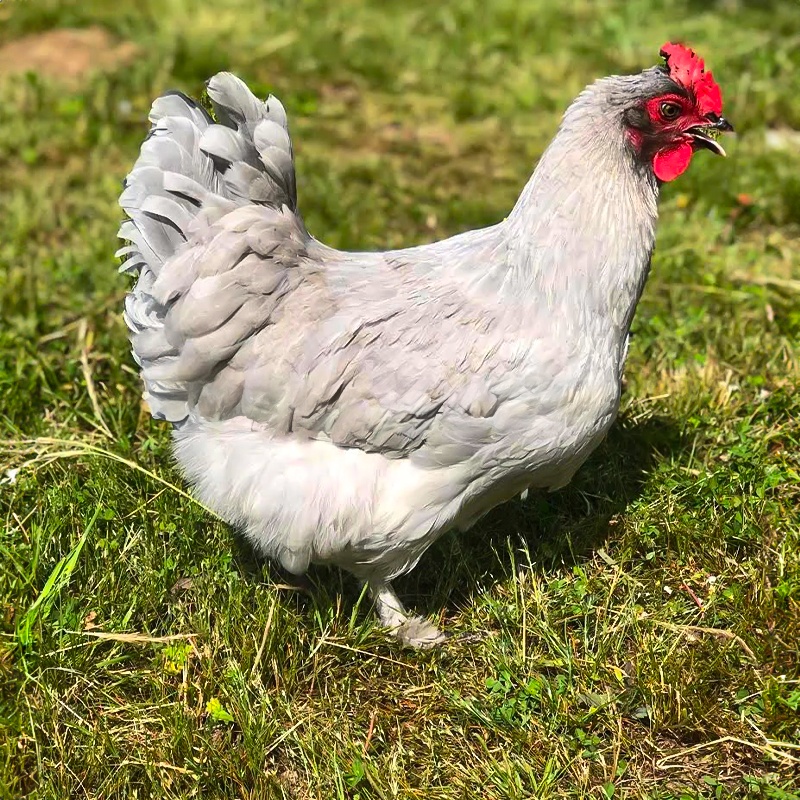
[413,412,687,611]
[230,411,688,627]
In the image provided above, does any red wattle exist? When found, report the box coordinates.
[652,142,693,182]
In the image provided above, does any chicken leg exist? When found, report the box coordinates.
[368,581,446,649]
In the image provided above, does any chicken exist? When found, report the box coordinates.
[118,43,732,647]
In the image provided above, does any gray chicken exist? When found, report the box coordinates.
[118,43,731,647]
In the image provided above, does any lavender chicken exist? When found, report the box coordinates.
[118,43,732,646]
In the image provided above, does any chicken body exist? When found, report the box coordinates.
[119,59,723,645]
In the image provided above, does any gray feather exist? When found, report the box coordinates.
[119,73,301,422]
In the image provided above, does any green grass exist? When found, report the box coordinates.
[1,0,800,797]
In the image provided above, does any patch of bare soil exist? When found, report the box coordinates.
[0,26,139,84]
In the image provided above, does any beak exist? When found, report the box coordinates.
[687,116,734,157]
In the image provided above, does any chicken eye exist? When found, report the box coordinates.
[660,101,681,120]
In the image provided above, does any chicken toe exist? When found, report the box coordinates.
[369,581,446,649]
[395,617,447,649]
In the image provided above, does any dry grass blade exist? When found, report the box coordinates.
[657,735,800,769]
[646,619,758,662]
[71,631,199,644]
[77,318,114,440]
[251,596,277,679]
[117,760,198,776]
[730,274,800,292]
[1,436,222,520]
[314,637,418,668]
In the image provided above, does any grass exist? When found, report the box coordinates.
[1,0,799,797]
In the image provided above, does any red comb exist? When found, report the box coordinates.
[660,42,722,116]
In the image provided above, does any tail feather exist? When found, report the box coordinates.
[151,90,213,128]
[204,72,297,210]
[206,73,289,143]
[117,74,299,422]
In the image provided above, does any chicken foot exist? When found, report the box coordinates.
[368,581,447,649]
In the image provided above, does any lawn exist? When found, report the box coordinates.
[1,0,799,797]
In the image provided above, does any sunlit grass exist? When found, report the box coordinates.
[1,0,799,797]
